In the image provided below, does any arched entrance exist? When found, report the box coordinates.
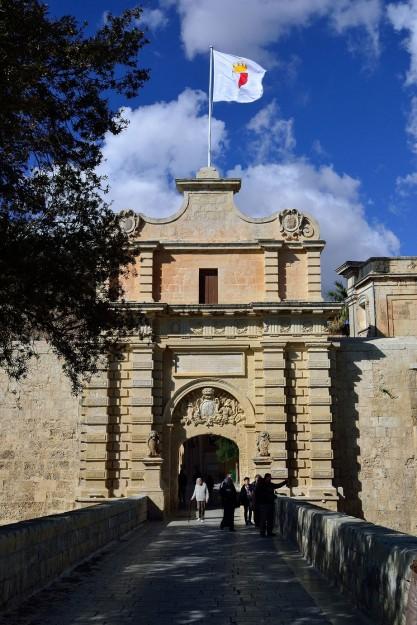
[162,381,255,512]
[179,434,239,504]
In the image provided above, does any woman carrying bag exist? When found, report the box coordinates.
[191,477,209,522]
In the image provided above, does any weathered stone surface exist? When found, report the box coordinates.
[333,337,417,534]
[0,496,147,612]
[0,345,80,524]
[275,496,417,625]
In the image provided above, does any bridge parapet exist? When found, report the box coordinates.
[0,496,147,612]
[275,496,417,625]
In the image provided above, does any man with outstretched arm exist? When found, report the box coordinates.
[255,473,287,537]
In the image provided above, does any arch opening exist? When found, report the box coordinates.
[177,434,239,508]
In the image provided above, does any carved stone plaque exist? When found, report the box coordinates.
[174,352,244,376]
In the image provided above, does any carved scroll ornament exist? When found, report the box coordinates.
[179,387,245,427]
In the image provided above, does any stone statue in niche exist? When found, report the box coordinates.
[257,431,271,456]
[147,430,161,457]
[279,209,314,240]
[180,387,245,427]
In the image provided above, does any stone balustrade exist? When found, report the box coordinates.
[0,496,147,611]
[275,496,417,625]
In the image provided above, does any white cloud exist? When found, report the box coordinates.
[140,8,168,31]
[330,0,382,55]
[387,0,417,85]
[228,161,400,285]
[98,89,227,214]
[100,90,399,286]
[406,95,417,151]
[171,0,382,63]
[246,102,296,162]
[396,170,417,194]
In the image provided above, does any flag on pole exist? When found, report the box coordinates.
[212,49,266,103]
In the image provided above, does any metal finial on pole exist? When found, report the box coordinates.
[208,46,214,167]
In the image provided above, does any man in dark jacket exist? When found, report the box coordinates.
[240,477,254,525]
[255,473,287,537]
[220,474,237,531]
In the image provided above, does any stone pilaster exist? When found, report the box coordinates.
[306,246,323,301]
[79,361,110,499]
[263,245,281,302]
[259,344,287,480]
[126,345,155,497]
[80,349,131,499]
[305,344,337,506]
[285,345,309,494]
[138,244,157,302]
[142,457,164,519]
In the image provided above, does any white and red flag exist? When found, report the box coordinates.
[212,49,266,103]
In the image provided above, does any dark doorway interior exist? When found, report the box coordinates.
[199,269,218,304]
[179,435,239,503]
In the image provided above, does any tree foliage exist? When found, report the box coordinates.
[215,438,239,464]
[0,0,149,390]
[327,280,349,334]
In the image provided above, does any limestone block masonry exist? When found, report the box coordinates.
[0,344,81,524]
[275,496,417,625]
[0,496,147,612]
[332,337,417,534]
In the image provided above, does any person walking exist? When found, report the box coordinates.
[220,474,237,531]
[178,466,188,508]
[240,477,254,525]
[256,473,287,537]
[191,477,209,521]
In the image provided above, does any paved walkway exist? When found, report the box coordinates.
[1,509,374,625]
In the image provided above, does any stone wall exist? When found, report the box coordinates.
[0,343,81,524]
[332,337,417,534]
[0,496,147,611]
[275,496,417,625]
[153,250,265,304]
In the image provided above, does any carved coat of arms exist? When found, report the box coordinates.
[279,209,314,240]
[179,387,245,427]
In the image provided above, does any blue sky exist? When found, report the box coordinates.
[46,0,417,284]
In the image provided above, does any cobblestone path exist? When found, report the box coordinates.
[1,509,374,625]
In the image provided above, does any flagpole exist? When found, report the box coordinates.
[208,46,213,167]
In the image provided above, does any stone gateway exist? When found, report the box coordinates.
[2,167,417,533]
[78,166,339,515]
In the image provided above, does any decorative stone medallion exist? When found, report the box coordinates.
[119,210,140,236]
[178,387,245,427]
[279,209,314,240]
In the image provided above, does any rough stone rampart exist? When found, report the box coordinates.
[275,496,417,625]
[0,343,80,523]
[332,337,417,534]
[0,496,147,612]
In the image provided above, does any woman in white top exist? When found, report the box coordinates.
[191,477,209,521]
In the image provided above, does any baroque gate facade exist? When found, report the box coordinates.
[79,167,340,515]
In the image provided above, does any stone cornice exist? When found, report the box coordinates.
[349,272,417,290]
[113,301,342,317]
[176,178,241,194]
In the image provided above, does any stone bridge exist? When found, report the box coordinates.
[0,497,416,625]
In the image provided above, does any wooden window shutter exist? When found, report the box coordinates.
[199,269,218,304]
